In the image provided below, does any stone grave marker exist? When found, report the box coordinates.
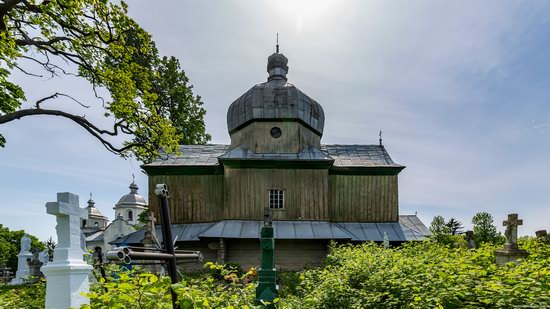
[9,234,32,285]
[495,213,529,266]
[41,192,93,309]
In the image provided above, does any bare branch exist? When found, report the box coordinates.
[35,92,91,109]
[0,108,144,155]
[12,63,43,77]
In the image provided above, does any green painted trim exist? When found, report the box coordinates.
[142,166,224,175]
[219,159,334,169]
[329,166,405,175]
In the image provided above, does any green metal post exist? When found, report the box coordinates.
[256,210,278,307]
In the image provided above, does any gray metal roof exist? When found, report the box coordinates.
[201,221,351,240]
[110,222,216,245]
[219,145,333,162]
[111,216,429,245]
[399,215,432,236]
[322,145,402,168]
[85,231,104,242]
[227,79,325,136]
[143,144,401,168]
[145,145,229,167]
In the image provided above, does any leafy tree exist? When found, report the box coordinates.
[472,212,503,245]
[0,224,45,270]
[429,216,466,247]
[154,56,210,145]
[0,0,210,163]
[445,217,464,236]
[429,215,450,243]
[43,236,56,261]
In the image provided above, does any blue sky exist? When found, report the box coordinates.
[1,0,549,241]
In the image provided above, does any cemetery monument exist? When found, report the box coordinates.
[495,213,529,265]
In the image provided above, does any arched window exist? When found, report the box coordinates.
[94,222,99,228]
[128,210,133,221]
[82,219,87,228]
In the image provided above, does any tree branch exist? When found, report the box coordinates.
[0,108,143,155]
[35,92,90,109]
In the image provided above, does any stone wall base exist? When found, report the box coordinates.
[495,249,529,266]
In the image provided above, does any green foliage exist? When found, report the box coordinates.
[0,224,45,270]
[0,279,46,308]
[82,269,173,309]
[154,56,211,145]
[445,218,464,236]
[0,0,210,162]
[286,239,550,308]
[3,240,550,308]
[44,237,57,262]
[472,212,505,246]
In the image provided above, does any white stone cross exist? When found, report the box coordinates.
[503,213,523,250]
[46,192,88,261]
[42,192,92,309]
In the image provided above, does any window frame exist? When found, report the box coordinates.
[267,189,285,210]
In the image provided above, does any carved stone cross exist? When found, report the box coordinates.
[503,213,523,250]
[45,193,88,261]
[42,192,92,309]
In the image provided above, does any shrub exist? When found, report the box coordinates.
[0,279,46,309]
[287,239,550,308]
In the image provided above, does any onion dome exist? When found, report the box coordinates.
[114,180,147,209]
[86,193,107,219]
[227,49,325,136]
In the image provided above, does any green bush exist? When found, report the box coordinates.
[2,239,549,308]
[287,238,550,308]
[0,280,46,309]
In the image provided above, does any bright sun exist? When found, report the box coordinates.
[267,0,344,34]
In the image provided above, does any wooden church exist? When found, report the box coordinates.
[113,48,430,270]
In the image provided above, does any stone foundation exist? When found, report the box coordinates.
[495,249,529,266]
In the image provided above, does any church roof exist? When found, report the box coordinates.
[227,51,325,136]
[110,215,430,245]
[227,81,325,136]
[143,144,403,169]
[114,181,148,209]
[321,145,401,167]
[86,195,108,219]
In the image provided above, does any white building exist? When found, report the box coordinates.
[82,179,148,256]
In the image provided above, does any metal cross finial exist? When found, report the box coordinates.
[276,33,279,53]
[89,192,92,200]
[132,173,135,183]
[379,130,383,146]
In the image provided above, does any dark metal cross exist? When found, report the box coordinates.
[106,184,202,309]
[503,213,523,250]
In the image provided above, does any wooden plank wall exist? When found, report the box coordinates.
[148,175,224,223]
[230,121,321,153]
[329,175,399,222]
[226,239,328,271]
[223,168,329,220]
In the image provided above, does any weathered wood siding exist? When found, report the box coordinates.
[223,168,329,220]
[148,175,224,223]
[329,175,399,222]
[226,239,328,271]
[230,121,321,153]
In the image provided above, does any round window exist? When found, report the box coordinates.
[270,127,282,138]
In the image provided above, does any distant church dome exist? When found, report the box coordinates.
[227,48,325,136]
[114,180,147,208]
[86,194,107,219]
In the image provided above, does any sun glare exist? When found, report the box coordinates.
[268,0,344,34]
